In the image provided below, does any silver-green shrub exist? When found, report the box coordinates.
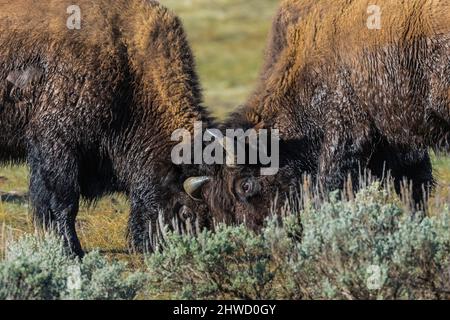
[275,185,450,299]
[0,234,145,300]
[146,183,450,300]
[146,225,274,299]
[2,184,449,300]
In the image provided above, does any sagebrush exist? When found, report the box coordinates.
[2,183,450,300]
[146,183,450,300]
[0,234,145,300]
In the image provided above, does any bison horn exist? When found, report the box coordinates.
[205,129,237,168]
[183,176,211,201]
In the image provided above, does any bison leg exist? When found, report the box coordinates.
[391,152,434,209]
[127,185,163,254]
[318,131,374,192]
[368,145,434,209]
[28,143,83,257]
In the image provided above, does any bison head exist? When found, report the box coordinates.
[182,129,315,231]
[183,168,284,230]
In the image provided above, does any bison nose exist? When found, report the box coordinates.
[179,205,194,222]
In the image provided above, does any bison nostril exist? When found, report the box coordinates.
[179,205,194,221]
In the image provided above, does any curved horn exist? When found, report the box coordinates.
[183,176,211,201]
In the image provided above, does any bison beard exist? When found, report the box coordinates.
[189,0,449,229]
[0,0,212,256]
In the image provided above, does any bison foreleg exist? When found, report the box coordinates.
[127,185,164,254]
[318,130,374,193]
[28,143,83,257]
[368,144,434,209]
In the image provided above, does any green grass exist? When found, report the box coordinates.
[0,0,449,280]
[431,153,450,210]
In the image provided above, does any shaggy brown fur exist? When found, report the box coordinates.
[244,0,450,143]
[0,0,212,256]
[198,0,449,228]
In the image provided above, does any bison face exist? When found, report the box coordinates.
[181,127,316,231]
[183,164,297,231]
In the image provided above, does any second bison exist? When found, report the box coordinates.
[184,0,450,229]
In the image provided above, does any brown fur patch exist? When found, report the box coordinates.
[244,0,450,127]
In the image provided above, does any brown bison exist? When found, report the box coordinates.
[184,0,450,229]
[0,0,212,256]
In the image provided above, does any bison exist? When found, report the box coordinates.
[0,0,212,256]
[183,0,450,229]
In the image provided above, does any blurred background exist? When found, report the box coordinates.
[163,0,279,118]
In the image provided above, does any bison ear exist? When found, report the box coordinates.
[6,66,43,89]
[183,176,211,201]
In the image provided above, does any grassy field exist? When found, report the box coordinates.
[0,0,449,269]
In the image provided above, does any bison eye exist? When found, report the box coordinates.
[242,181,253,193]
[236,178,259,199]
